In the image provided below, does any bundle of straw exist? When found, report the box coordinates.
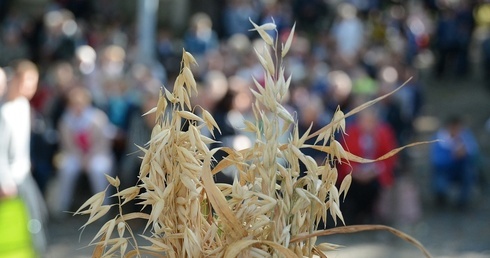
[76,20,431,258]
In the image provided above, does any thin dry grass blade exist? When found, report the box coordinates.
[307,78,411,141]
[305,141,436,163]
[344,78,411,118]
[124,249,167,258]
[224,239,298,258]
[290,225,432,258]
[312,246,328,258]
[115,212,151,223]
[343,141,437,163]
[202,149,248,240]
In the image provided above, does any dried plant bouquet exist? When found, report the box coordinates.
[76,20,431,258]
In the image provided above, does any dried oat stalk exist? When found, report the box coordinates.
[76,20,432,258]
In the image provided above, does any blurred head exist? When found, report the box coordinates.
[190,12,212,32]
[358,107,380,133]
[338,3,357,20]
[328,70,352,104]
[299,95,324,126]
[9,60,39,100]
[204,70,229,108]
[101,45,126,77]
[446,115,463,138]
[67,86,92,116]
[229,76,253,113]
[53,61,75,89]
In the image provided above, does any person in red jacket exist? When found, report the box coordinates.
[337,106,398,224]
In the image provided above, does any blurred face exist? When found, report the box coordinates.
[68,90,90,116]
[19,70,39,100]
[448,124,462,138]
[359,110,378,133]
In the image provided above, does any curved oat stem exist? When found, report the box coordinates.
[124,249,167,258]
[290,224,432,258]
[305,140,438,163]
[306,78,412,142]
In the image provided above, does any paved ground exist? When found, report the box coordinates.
[45,67,490,257]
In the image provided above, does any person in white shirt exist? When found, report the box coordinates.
[56,85,114,214]
[0,60,47,255]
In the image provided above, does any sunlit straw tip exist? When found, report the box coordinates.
[184,51,198,66]
[248,22,277,31]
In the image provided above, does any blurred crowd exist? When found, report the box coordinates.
[0,0,488,244]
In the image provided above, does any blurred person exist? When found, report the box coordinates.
[205,71,237,148]
[39,9,78,64]
[475,2,490,29]
[104,77,136,169]
[126,62,167,107]
[330,3,365,70]
[30,62,78,195]
[431,4,452,66]
[183,13,219,60]
[309,60,331,100]
[346,0,380,14]
[351,66,378,96]
[292,0,328,34]
[378,81,408,148]
[99,45,126,80]
[156,27,180,76]
[55,0,94,20]
[44,62,78,136]
[296,91,332,176]
[117,84,160,214]
[285,35,310,84]
[0,61,47,256]
[203,49,227,78]
[434,3,475,78]
[0,23,31,66]
[260,1,292,36]
[482,29,490,90]
[56,86,114,215]
[430,115,479,208]
[338,105,398,224]
[200,70,239,184]
[235,40,265,84]
[381,4,420,66]
[404,2,434,61]
[326,70,353,112]
[222,0,261,38]
[118,84,159,189]
[91,44,127,110]
[394,65,423,142]
[225,75,256,151]
[73,45,100,109]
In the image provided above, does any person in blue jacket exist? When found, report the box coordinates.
[430,115,479,208]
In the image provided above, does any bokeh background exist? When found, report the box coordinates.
[1,0,490,257]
